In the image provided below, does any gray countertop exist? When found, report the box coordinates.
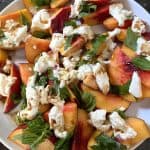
[0,0,150,150]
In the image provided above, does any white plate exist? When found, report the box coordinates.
[0,0,150,150]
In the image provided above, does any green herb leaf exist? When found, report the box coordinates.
[91,134,127,150]
[21,84,27,109]
[59,86,71,101]
[86,34,107,61]
[64,19,77,28]
[20,13,30,29]
[35,73,48,87]
[132,56,150,71]
[110,81,131,95]
[124,28,139,51]
[32,31,50,39]
[79,2,97,18]
[116,110,127,119]
[22,115,51,149]
[70,84,96,112]
[0,28,5,38]
[31,0,50,7]
[55,133,72,150]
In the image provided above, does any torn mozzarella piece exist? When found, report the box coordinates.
[109,3,132,26]
[108,28,121,38]
[0,73,16,97]
[73,25,94,40]
[89,109,110,131]
[109,112,137,140]
[31,9,51,31]
[129,71,142,98]
[34,52,56,74]
[50,33,65,51]
[49,105,67,138]
[5,19,19,30]
[131,16,146,34]
[63,26,74,36]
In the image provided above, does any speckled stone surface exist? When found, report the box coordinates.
[0,0,150,150]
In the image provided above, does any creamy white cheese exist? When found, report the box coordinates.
[63,26,74,36]
[0,73,16,97]
[2,26,28,48]
[129,71,142,98]
[108,28,121,38]
[70,0,83,18]
[131,16,146,34]
[49,33,65,51]
[109,111,137,140]
[3,59,12,74]
[31,9,51,31]
[34,52,56,74]
[146,56,150,61]
[109,3,132,26]
[136,37,146,55]
[4,19,19,30]
[49,105,67,138]
[89,109,110,131]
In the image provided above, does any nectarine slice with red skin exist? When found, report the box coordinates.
[50,0,68,9]
[142,85,150,98]
[81,84,130,112]
[25,36,50,63]
[4,64,21,113]
[108,47,135,85]
[83,5,110,25]
[139,71,150,88]
[50,6,71,33]
[72,109,94,150]
[87,0,110,6]
[0,49,8,67]
[63,102,77,133]
[19,63,33,85]
[142,32,150,41]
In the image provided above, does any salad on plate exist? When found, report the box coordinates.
[0,0,150,149]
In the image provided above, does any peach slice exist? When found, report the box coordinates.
[50,6,71,33]
[59,36,85,57]
[38,104,51,113]
[25,36,50,63]
[0,9,32,28]
[117,29,127,42]
[87,0,110,6]
[139,71,150,88]
[81,84,130,112]
[142,85,150,98]
[4,64,21,113]
[18,63,33,85]
[72,109,94,150]
[0,49,8,67]
[83,5,110,26]
[50,0,69,8]
[121,117,150,148]
[108,47,134,85]
[63,102,77,133]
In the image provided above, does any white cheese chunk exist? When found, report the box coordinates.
[131,16,146,34]
[0,73,16,97]
[136,37,146,55]
[4,19,19,30]
[49,33,65,51]
[109,3,132,26]
[63,26,74,36]
[89,109,110,131]
[108,28,121,38]
[31,9,51,31]
[34,52,56,74]
[49,105,67,138]
[129,71,142,98]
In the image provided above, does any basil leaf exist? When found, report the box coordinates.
[65,19,77,28]
[91,134,127,150]
[59,86,71,101]
[0,28,5,38]
[70,84,96,112]
[86,34,107,61]
[22,115,51,149]
[132,56,150,71]
[31,0,50,7]
[64,35,74,50]
[79,2,97,18]
[110,81,131,95]
[20,13,30,29]
[32,31,50,39]
[116,110,127,119]
[35,73,48,87]
[11,93,21,104]
[124,28,139,51]
[54,133,72,150]
[21,84,27,109]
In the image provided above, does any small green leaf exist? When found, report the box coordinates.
[32,31,50,39]
[64,35,74,50]
[20,13,30,29]
[59,86,71,101]
[0,28,5,38]
[110,81,131,95]
[124,28,139,51]
[54,133,72,150]
[64,19,77,28]
[35,73,48,87]
[115,110,127,119]
[31,0,50,7]
[132,56,150,71]
[91,134,127,150]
